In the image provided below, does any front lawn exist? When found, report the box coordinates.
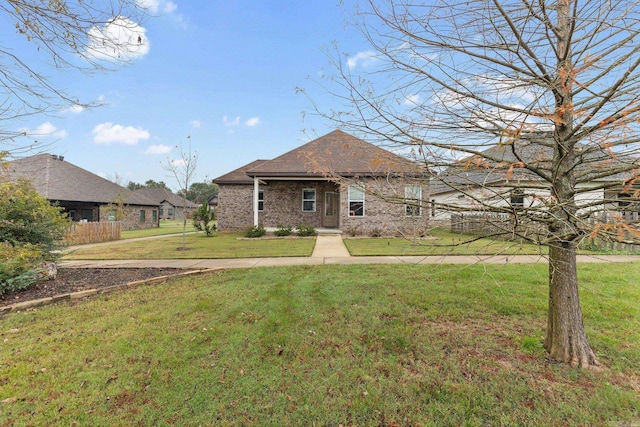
[63,232,315,259]
[345,228,547,256]
[1,263,638,426]
[120,220,198,239]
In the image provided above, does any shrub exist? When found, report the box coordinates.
[346,226,359,237]
[0,178,70,258]
[0,177,69,293]
[296,223,317,237]
[244,225,266,238]
[369,228,383,237]
[192,202,217,236]
[0,243,43,296]
[274,225,292,237]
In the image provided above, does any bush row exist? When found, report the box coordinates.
[244,224,318,238]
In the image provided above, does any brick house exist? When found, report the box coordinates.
[7,154,160,230]
[133,187,199,221]
[213,130,429,236]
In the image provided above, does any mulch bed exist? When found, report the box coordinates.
[0,268,186,307]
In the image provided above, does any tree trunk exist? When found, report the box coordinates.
[541,0,599,368]
[182,217,187,250]
[544,242,599,367]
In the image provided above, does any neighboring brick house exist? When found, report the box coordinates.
[133,187,199,220]
[7,154,160,230]
[213,130,429,236]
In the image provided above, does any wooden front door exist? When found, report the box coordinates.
[322,192,338,228]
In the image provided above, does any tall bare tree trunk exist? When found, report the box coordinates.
[542,0,599,368]
[545,243,599,367]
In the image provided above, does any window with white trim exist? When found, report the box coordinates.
[405,185,422,216]
[258,190,264,212]
[348,185,365,217]
[510,188,524,208]
[302,188,316,212]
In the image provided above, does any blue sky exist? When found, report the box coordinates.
[5,1,370,191]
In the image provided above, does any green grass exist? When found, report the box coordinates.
[120,220,197,239]
[1,263,638,426]
[63,232,315,259]
[345,228,548,256]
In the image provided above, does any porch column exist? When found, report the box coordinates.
[253,177,260,226]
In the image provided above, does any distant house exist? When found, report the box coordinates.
[133,188,199,220]
[430,131,640,226]
[208,195,218,211]
[213,130,428,236]
[7,154,160,230]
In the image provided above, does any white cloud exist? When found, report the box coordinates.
[136,0,177,14]
[164,2,178,13]
[62,104,84,114]
[245,117,261,127]
[191,120,202,128]
[92,122,150,145]
[169,158,186,168]
[347,50,378,70]
[137,0,160,12]
[403,94,420,106]
[224,116,261,128]
[223,116,240,127]
[86,17,150,61]
[145,144,172,154]
[21,122,67,139]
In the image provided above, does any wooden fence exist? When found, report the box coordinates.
[450,213,545,236]
[65,221,121,246]
[451,213,640,253]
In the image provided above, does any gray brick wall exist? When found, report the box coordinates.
[340,179,429,236]
[217,184,255,231]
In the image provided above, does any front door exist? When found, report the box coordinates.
[323,192,338,228]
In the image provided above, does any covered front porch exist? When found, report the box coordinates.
[251,178,342,230]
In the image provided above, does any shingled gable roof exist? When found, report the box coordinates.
[7,154,157,206]
[245,130,423,178]
[213,160,270,185]
[134,187,199,209]
[431,131,639,195]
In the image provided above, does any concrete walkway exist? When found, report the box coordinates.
[60,253,640,270]
[60,231,640,269]
[311,234,351,258]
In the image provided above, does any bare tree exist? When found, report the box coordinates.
[163,136,198,250]
[107,172,128,187]
[0,1,149,155]
[312,0,640,367]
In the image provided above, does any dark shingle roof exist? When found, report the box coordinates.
[246,130,422,178]
[7,154,158,206]
[134,187,199,208]
[213,160,270,185]
[431,132,639,195]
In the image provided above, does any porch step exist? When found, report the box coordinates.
[315,228,343,235]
